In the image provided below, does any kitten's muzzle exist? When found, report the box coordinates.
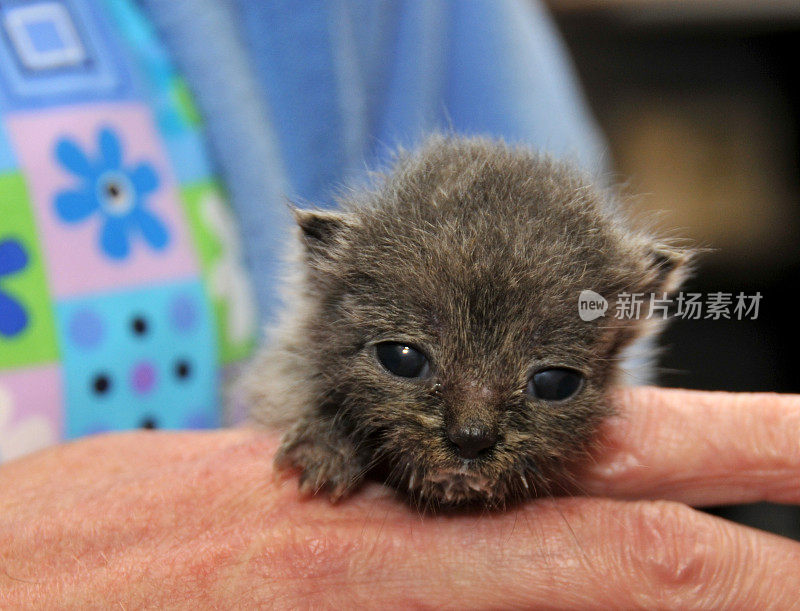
[446,423,497,459]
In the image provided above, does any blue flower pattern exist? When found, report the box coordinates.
[54,128,169,260]
[0,239,29,337]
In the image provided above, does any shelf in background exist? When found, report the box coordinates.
[543,0,800,27]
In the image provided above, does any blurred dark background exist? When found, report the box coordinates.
[544,0,800,539]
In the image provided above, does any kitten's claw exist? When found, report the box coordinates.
[276,435,363,503]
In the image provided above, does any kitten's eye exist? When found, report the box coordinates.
[375,342,430,378]
[527,368,583,401]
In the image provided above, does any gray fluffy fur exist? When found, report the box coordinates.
[239,135,689,509]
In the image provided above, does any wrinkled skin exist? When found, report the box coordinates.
[2,388,800,608]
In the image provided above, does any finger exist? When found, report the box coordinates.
[4,430,799,608]
[582,387,800,506]
[232,493,800,608]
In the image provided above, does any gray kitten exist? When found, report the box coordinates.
[240,136,689,509]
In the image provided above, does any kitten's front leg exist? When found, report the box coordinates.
[275,416,366,502]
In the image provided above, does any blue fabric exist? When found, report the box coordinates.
[135,0,290,323]
[137,0,606,325]
[0,239,28,337]
[54,127,167,260]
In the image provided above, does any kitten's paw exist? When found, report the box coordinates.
[275,435,364,502]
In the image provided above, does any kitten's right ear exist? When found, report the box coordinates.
[292,208,351,256]
[645,242,693,295]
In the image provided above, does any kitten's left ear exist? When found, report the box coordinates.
[292,208,353,256]
[645,242,692,294]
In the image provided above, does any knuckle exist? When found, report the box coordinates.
[622,500,729,603]
[251,528,357,604]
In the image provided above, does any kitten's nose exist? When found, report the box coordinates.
[447,424,497,459]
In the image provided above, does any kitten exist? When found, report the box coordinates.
[239,135,689,508]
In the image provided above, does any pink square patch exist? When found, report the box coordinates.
[5,104,199,298]
[0,364,64,462]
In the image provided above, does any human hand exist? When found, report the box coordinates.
[1,387,798,608]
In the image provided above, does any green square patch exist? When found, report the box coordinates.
[181,182,256,364]
[0,173,59,369]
